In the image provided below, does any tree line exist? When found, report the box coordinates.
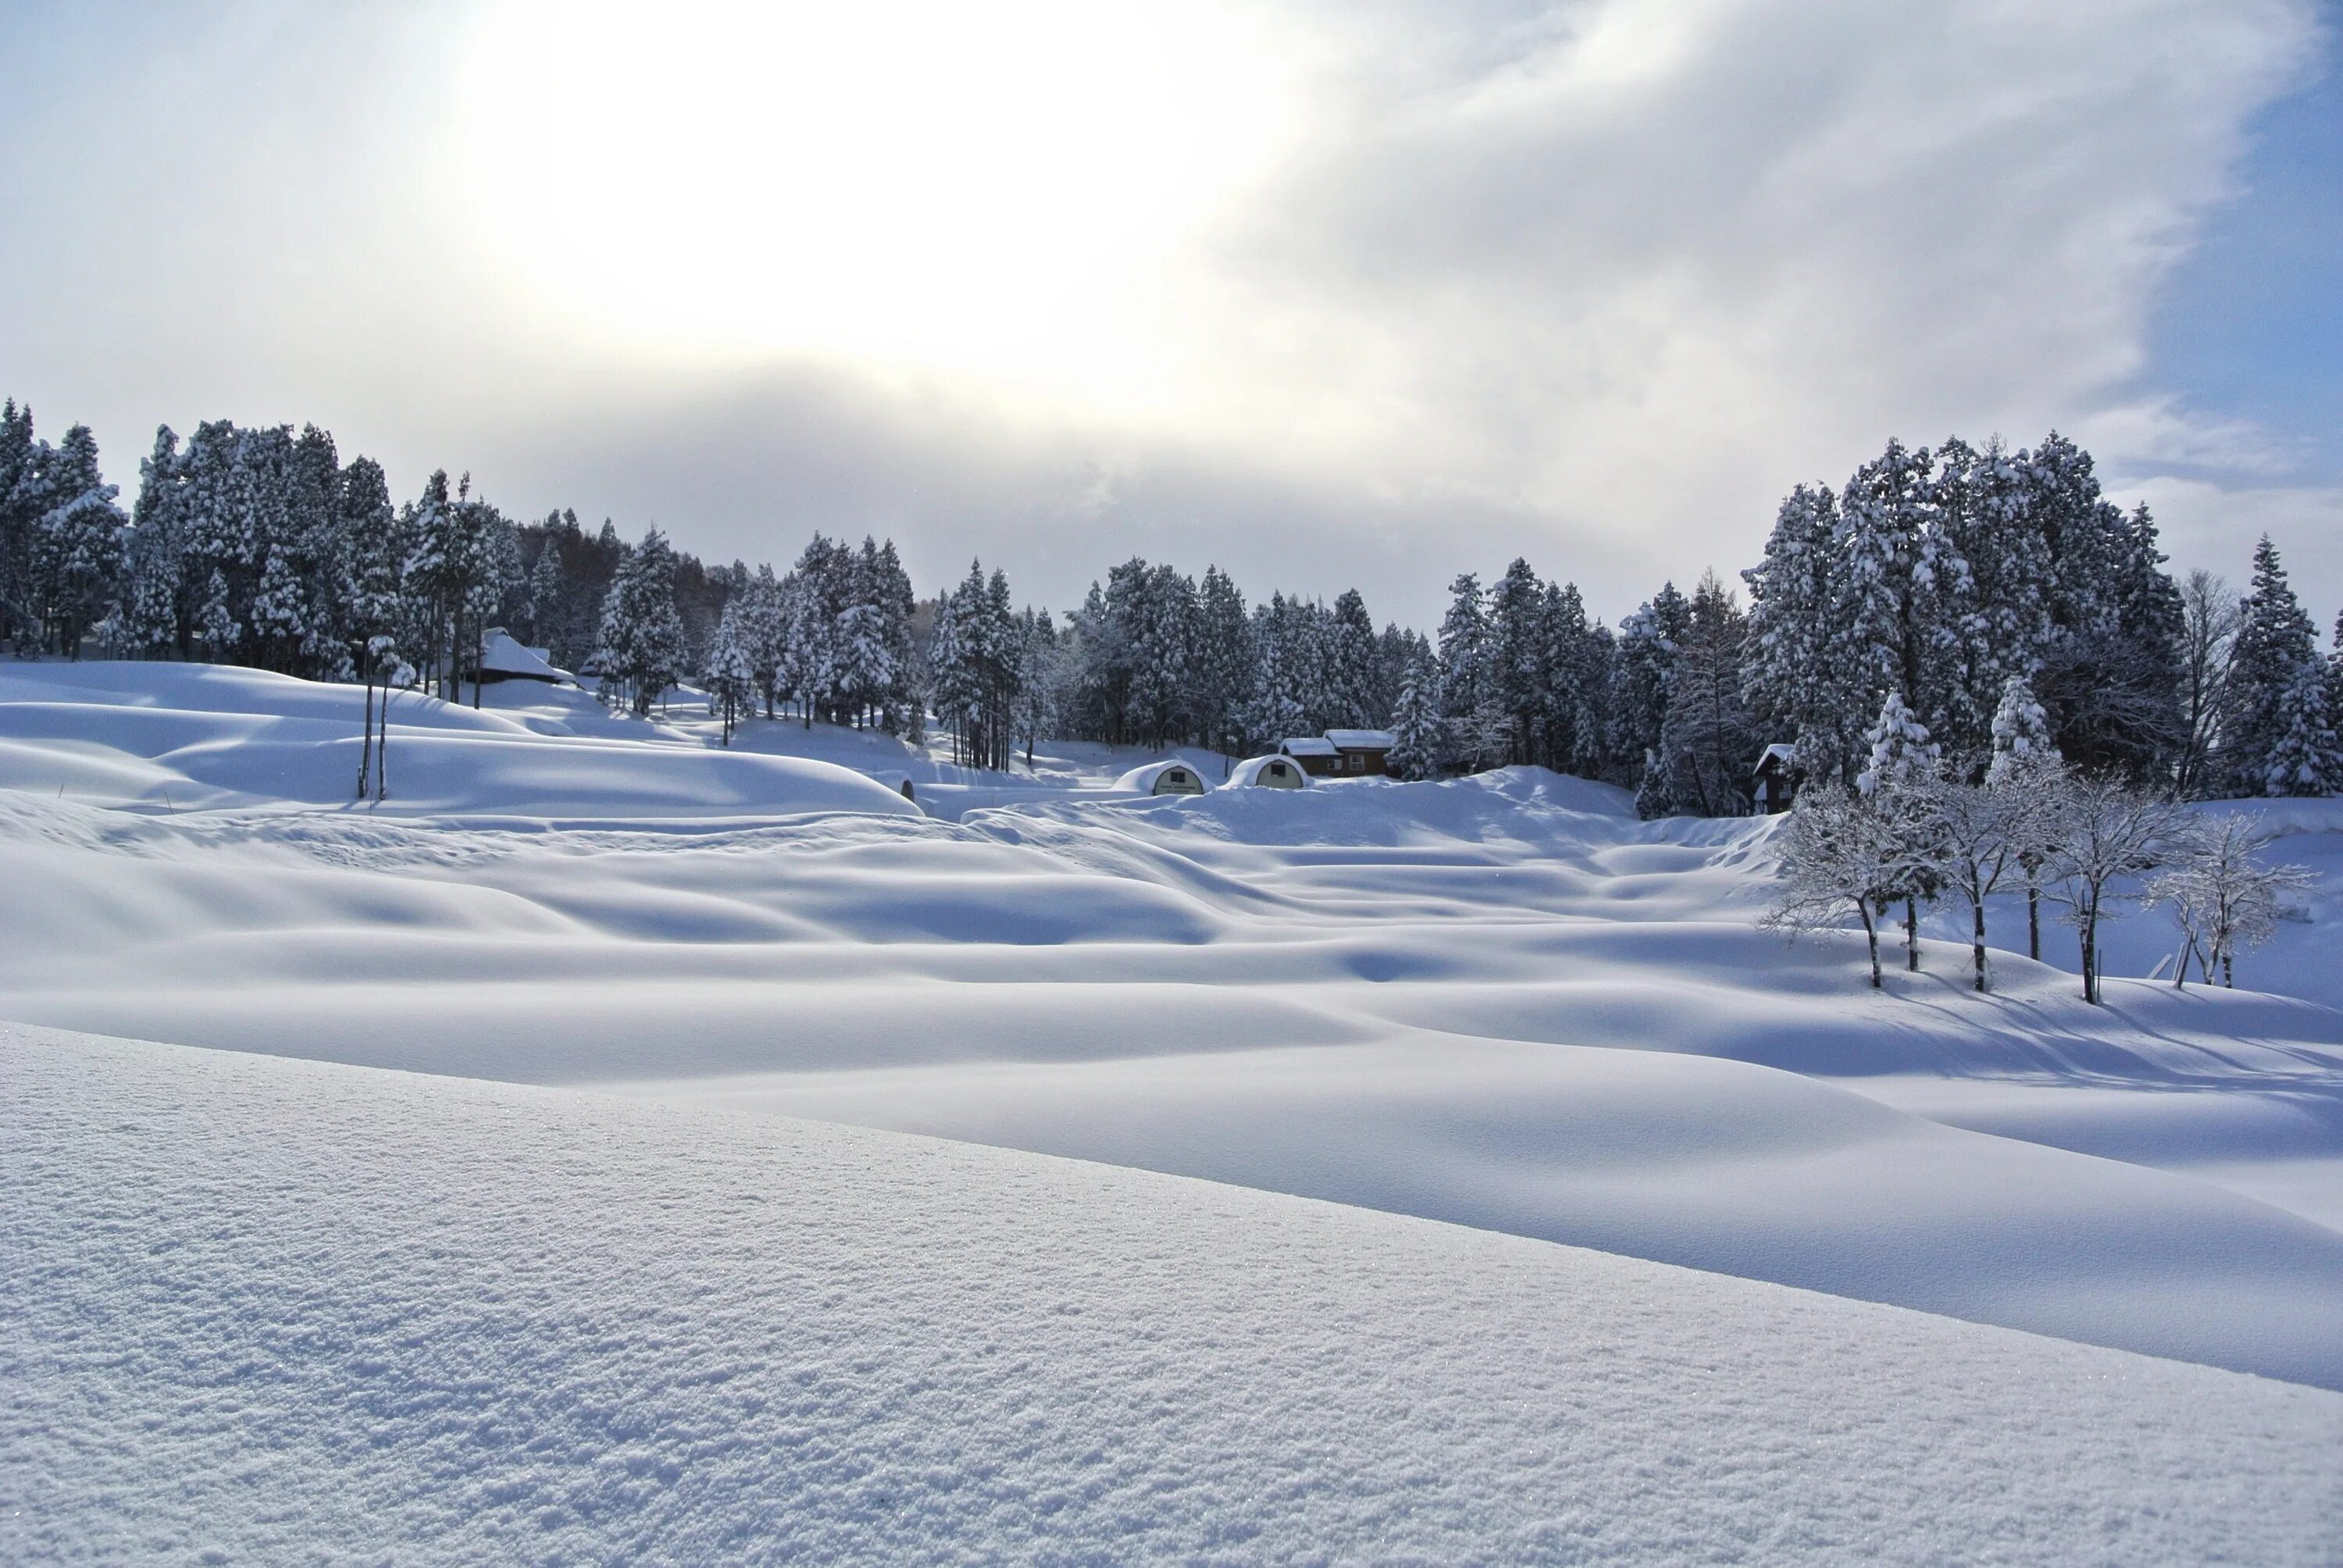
[3,397,2338,803]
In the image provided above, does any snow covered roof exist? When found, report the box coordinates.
[478,629,575,684]
[1114,760,1211,794]
[1229,754,1310,787]
[1753,743,1796,773]
[1325,729,1396,751]
[1278,736,1339,757]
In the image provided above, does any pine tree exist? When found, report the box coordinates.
[1657,572,1757,816]
[1193,566,1253,763]
[31,423,126,657]
[2222,536,2323,794]
[1436,573,1491,722]
[596,527,689,717]
[1487,558,1547,764]
[2262,654,2341,797]
[1327,588,1382,729]
[1385,663,1445,781]
[704,597,755,745]
[1742,483,1845,783]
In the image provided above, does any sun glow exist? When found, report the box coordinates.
[457,1,1297,412]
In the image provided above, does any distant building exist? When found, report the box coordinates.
[1324,729,1396,776]
[1276,736,1340,777]
[1753,743,1797,814]
[476,629,576,687]
[1229,755,1307,789]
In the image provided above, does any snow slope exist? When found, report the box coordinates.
[0,662,918,821]
[7,1024,2340,1564]
[4,664,2342,1395]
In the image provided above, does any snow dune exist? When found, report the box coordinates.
[4,661,2342,1396]
[0,662,918,821]
[7,1024,2340,1565]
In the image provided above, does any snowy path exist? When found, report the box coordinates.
[7,1024,2341,1564]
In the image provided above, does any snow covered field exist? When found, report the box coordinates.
[5,662,2341,1556]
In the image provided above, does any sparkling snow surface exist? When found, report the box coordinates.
[7,1025,2341,1565]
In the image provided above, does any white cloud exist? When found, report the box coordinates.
[0,0,2327,625]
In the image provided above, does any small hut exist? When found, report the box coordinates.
[1276,736,1340,778]
[1116,760,1210,796]
[1324,729,1396,776]
[1229,755,1307,789]
[1752,743,1797,814]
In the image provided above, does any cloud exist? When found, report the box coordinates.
[0,1,2327,626]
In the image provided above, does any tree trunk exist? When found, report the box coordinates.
[2027,886,2040,960]
[1904,897,1920,971]
[2080,897,2099,1004]
[358,678,375,799]
[2222,950,2234,988]
[1971,899,1988,992]
[1860,901,1881,989]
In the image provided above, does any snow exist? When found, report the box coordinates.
[7,1022,2341,1564]
[6,660,2343,1546]
[1322,727,1396,750]
[476,626,574,683]
[1278,734,1338,756]
[0,661,920,821]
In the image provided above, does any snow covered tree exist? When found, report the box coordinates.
[2261,654,2341,797]
[704,597,755,744]
[30,423,126,657]
[1742,483,1846,785]
[2149,814,2315,988]
[1326,588,1383,729]
[1856,690,1942,971]
[2222,536,2325,795]
[1385,661,1445,782]
[121,426,187,657]
[1763,783,1901,989]
[596,527,689,717]
[1986,674,2061,959]
[1192,566,1253,764]
[2042,773,2188,1005]
[1656,571,1757,816]
[1487,558,1547,764]
[1612,583,1687,807]
[1436,572,1492,722]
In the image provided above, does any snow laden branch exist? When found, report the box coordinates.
[2149,815,2316,989]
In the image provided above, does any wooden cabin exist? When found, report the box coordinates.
[1276,736,1340,778]
[1324,729,1396,777]
[1753,743,1797,814]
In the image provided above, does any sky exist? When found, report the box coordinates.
[0,0,2335,631]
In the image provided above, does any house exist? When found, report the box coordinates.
[476,629,577,686]
[1115,760,1210,796]
[1753,743,1797,814]
[1323,729,1396,776]
[1275,736,1340,778]
[1228,755,1307,789]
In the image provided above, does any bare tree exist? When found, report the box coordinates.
[2042,773,2191,1003]
[2149,814,2313,988]
[1917,770,2056,992]
[1763,784,1900,989]
[2174,570,2240,800]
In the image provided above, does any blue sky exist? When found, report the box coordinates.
[0,0,2336,629]
[2148,35,2341,483]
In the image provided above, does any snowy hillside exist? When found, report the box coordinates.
[5,664,2343,1393]
[4,661,2343,1555]
[8,1024,2341,1563]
